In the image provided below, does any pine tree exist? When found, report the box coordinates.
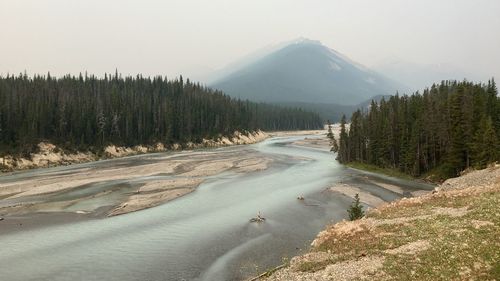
[471,117,499,168]
[347,193,364,221]
[487,78,500,138]
[331,134,339,153]
[326,120,334,139]
[0,73,323,156]
[336,80,499,179]
[448,85,467,175]
[337,115,349,163]
[326,120,339,152]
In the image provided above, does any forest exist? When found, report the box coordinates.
[336,79,500,179]
[0,73,323,155]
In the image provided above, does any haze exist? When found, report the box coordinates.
[1,0,499,87]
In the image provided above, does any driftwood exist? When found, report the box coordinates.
[250,212,266,222]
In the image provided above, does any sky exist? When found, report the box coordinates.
[1,0,499,83]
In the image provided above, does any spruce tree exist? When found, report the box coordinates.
[335,80,499,179]
[472,117,499,168]
[326,120,334,139]
[331,134,339,153]
[338,115,349,163]
[448,85,467,175]
[347,193,364,221]
[0,73,323,155]
[327,120,339,152]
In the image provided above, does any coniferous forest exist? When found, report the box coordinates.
[337,80,500,179]
[0,73,323,155]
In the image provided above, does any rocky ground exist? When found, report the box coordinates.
[260,164,500,281]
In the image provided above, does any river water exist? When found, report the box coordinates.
[0,135,433,281]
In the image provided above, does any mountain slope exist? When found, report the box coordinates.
[211,39,406,106]
[373,59,476,91]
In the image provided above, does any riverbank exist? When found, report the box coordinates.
[0,130,328,224]
[261,164,500,280]
[0,146,272,220]
[0,130,268,172]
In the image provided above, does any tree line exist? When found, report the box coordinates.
[0,72,323,155]
[336,79,500,179]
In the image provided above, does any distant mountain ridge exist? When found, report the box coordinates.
[280,95,389,123]
[210,38,407,107]
[373,58,478,91]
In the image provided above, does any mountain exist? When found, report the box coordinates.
[200,40,295,84]
[210,38,407,106]
[202,38,315,84]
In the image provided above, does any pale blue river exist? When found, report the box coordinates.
[0,135,433,280]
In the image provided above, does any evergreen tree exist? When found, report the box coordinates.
[326,120,339,152]
[336,80,499,179]
[347,193,364,221]
[471,116,499,168]
[0,73,323,155]
[447,85,467,175]
[331,134,339,153]
[337,115,349,162]
[326,120,334,139]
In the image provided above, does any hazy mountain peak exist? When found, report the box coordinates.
[289,37,322,46]
[210,39,406,105]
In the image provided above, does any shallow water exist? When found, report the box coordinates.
[0,135,433,281]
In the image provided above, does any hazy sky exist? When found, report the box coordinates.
[1,0,499,82]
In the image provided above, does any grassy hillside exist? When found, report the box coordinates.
[263,165,500,280]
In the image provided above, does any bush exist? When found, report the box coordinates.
[347,193,364,221]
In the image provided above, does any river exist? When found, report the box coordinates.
[0,134,433,281]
